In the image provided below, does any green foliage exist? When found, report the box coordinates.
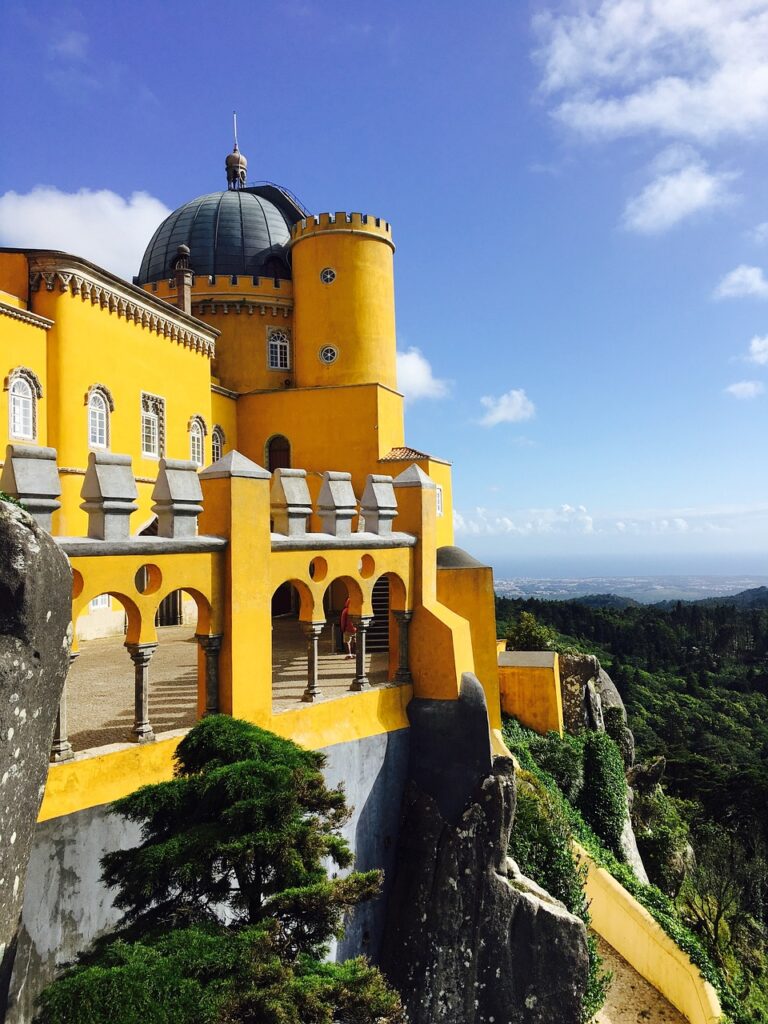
[579,733,627,857]
[632,789,690,896]
[102,715,355,934]
[35,924,403,1024]
[36,717,403,1024]
[506,611,561,652]
[501,716,755,1024]
[502,720,610,1022]
[527,731,584,805]
[0,491,22,507]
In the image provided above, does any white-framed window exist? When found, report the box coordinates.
[88,391,108,448]
[435,484,444,517]
[90,594,110,610]
[211,425,225,463]
[190,421,204,466]
[10,377,34,440]
[141,393,165,458]
[267,328,290,370]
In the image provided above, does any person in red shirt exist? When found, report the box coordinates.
[340,597,357,659]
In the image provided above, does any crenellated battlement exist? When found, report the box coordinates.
[147,275,293,300]
[290,211,395,250]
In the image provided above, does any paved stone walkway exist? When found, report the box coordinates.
[594,935,686,1024]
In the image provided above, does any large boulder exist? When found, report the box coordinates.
[0,502,71,1014]
[381,675,589,1024]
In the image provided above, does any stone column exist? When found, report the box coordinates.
[126,642,157,743]
[196,633,223,716]
[393,610,413,684]
[50,653,77,762]
[301,622,324,703]
[350,615,374,692]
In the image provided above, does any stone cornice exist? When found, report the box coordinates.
[0,299,54,330]
[211,383,240,400]
[27,254,218,357]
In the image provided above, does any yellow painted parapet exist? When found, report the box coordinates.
[498,651,564,736]
[289,212,394,250]
[40,684,413,823]
[576,844,723,1024]
[437,560,501,730]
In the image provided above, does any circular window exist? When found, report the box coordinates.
[320,267,336,284]
[319,345,339,365]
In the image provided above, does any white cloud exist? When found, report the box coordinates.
[714,264,768,298]
[453,502,594,537]
[396,347,449,403]
[751,221,768,243]
[453,500,768,539]
[0,187,171,281]
[478,389,535,427]
[622,151,736,233]
[748,335,768,363]
[49,31,89,61]
[535,1,768,143]
[725,379,765,398]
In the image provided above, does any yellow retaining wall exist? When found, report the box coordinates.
[39,684,412,823]
[577,844,722,1024]
[498,651,564,735]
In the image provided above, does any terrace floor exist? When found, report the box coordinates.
[65,618,392,752]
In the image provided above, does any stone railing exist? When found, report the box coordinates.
[1,445,417,550]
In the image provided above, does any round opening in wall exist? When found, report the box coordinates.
[72,569,84,599]
[309,556,328,582]
[359,554,375,579]
[319,345,338,365]
[319,267,336,284]
[135,563,162,595]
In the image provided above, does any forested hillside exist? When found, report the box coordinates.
[497,593,768,1020]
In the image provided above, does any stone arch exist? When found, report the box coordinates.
[270,576,314,621]
[151,585,212,635]
[75,589,142,644]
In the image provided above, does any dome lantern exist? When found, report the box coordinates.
[226,111,248,190]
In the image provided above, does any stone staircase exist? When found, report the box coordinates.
[368,576,390,652]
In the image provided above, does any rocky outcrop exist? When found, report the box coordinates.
[381,675,589,1024]
[0,502,71,1015]
[558,653,648,883]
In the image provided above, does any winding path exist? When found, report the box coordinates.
[594,935,687,1024]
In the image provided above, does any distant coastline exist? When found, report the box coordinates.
[493,574,768,604]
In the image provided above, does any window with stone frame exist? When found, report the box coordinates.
[87,385,114,449]
[189,416,206,467]
[211,424,225,463]
[141,393,165,458]
[435,484,444,517]
[267,328,291,371]
[7,367,42,441]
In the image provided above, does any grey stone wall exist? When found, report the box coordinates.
[5,727,410,1024]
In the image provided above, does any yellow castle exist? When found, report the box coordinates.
[0,140,500,817]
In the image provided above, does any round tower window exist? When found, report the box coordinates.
[319,345,339,364]
[319,267,336,284]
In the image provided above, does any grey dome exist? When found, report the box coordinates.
[136,186,301,284]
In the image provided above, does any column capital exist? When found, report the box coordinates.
[126,641,158,665]
[393,609,413,623]
[351,614,374,629]
[300,620,325,639]
[196,632,223,653]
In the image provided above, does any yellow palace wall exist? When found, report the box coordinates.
[26,273,216,536]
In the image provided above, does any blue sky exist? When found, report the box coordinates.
[3,1,768,574]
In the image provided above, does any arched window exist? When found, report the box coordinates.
[10,378,34,440]
[7,368,42,441]
[211,425,225,463]
[266,434,291,471]
[86,384,114,449]
[188,415,207,467]
[267,328,290,371]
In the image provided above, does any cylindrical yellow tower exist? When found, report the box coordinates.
[289,212,397,390]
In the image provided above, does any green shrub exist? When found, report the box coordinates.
[579,732,627,857]
[528,731,584,805]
